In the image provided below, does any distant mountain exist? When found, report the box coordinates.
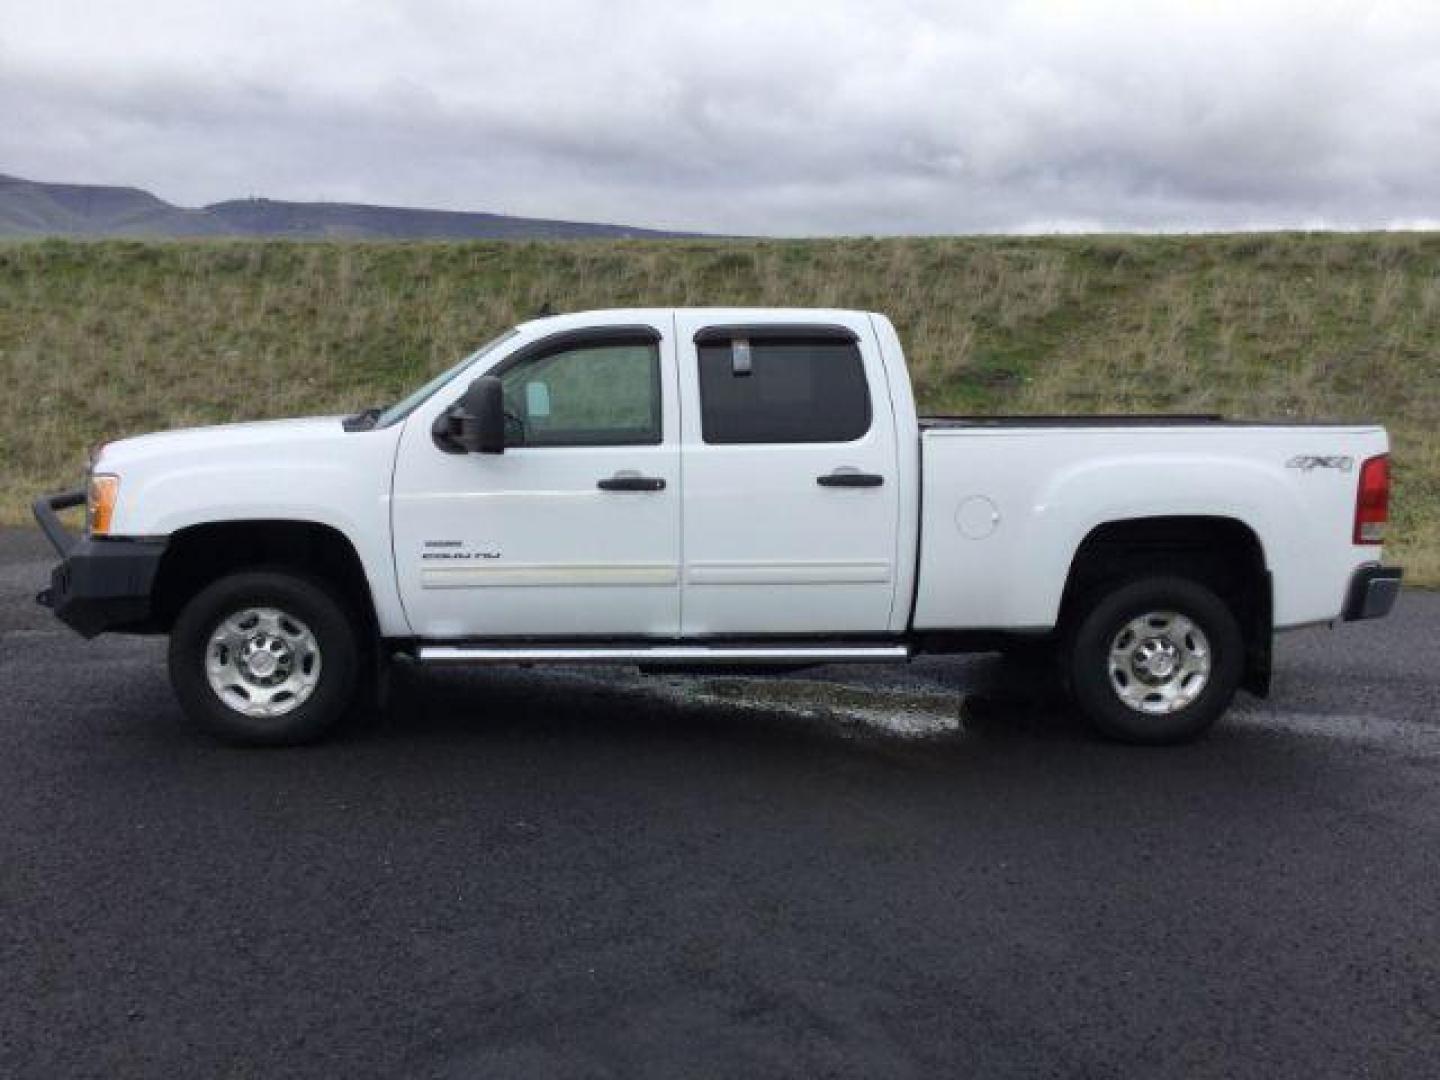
[0,174,698,240]
[0,174,222,237]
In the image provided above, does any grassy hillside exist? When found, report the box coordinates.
[2,235,1436,582]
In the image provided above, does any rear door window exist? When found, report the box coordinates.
[696,336,872,444]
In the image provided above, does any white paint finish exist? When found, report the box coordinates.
[391,310,683,638]
[685,560,892,585]
[673,309,905,636]
[912,424,1390,630]
[95,416,412,637]
[867,313,921,633]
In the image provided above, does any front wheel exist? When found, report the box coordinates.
[1066,576,1244,745]
[168,570,362,745]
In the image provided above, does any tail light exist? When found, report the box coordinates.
[1353,454,1389,545]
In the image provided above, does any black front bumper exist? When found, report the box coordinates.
[33,490,166,638]
[1342,564,1404,622]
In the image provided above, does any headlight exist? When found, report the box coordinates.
[88,473,120,536]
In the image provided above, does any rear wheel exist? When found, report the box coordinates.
[1066,575,1243,745]
[168,570,362,745]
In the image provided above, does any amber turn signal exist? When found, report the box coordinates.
[88,474,120,536]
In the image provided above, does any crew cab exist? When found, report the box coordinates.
[34,308,1403,745]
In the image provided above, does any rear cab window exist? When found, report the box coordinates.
[694,327,871,444]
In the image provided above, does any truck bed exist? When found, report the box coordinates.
[912,420,1389,633]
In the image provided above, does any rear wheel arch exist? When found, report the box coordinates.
[1057,516,1272,696]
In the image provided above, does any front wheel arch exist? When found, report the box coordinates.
[151,519,377,637]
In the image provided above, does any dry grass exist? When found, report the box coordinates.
[1,234,1436,582]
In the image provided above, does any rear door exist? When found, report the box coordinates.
[675,314,901,636]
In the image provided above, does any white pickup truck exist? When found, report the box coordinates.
[35,307,1402,746]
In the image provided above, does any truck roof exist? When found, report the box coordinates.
[514,307,877,333]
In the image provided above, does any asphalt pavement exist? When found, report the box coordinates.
[1,527,1437,1079]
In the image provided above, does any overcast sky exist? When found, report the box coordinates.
[4,0,1439,235]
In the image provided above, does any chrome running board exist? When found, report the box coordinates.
[415,643,910,666]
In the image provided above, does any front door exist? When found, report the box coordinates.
[392,322,681,638]
[675,314,901,636]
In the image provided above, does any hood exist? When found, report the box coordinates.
[96,415,351,470]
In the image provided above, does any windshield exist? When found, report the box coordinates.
[374,329,518,429]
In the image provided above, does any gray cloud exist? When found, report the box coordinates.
[3,0,1440,234]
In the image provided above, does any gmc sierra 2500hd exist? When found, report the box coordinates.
[35,308,1402,746]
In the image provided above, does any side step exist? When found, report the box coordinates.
[414,643,911,666]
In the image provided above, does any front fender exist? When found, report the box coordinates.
[104,435,410,637]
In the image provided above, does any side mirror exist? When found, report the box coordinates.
[433,376,506,454]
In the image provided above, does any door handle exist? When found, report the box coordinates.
[816,471,884,488]
[597,474,666,492]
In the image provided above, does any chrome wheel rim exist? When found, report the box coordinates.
[205,607,322,718]
[1107,611,1210,715]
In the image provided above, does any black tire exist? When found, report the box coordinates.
[1065,575,1243,745]
[168,570,362,746]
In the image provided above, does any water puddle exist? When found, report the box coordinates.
[535,668,964,740]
